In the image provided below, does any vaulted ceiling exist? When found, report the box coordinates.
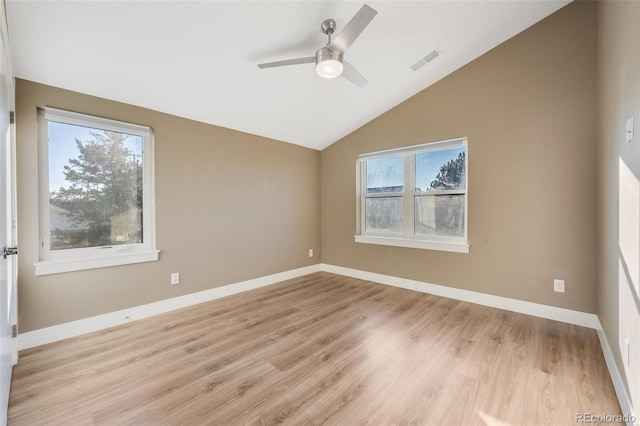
[6,1,570,150]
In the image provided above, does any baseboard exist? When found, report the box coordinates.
[320,263,599,329]
[595,318,638,426]
[18,264,321,350]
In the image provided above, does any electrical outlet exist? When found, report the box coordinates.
[170,272,180,285]
[553,279,565,293]
[308,249,314,257]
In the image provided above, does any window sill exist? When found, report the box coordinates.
[34,249,160,276]
[354,235,469,254]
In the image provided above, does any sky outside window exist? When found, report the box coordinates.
[48,121,143,193]
[365,147,465,193]
[415,147,465,191]
[366,155,403,192]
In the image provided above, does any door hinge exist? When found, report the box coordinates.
[3,246,17,259]
[9,111,14,124]
[11,324,17,338]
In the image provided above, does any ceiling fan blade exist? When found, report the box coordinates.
[329,4,377,53]
[257,57,315,69]
[341,60,369,88]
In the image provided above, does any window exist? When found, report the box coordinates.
[35,108,158,275]
[355,138,468,253]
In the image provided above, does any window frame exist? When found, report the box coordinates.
[35,107,159,276]
[355,137,469,254]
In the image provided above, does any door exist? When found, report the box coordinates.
[0,6,16,425]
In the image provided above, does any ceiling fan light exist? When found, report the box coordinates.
[315,47,344,79]
[316,59,343,79]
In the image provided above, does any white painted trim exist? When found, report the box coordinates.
[595,318,638,426]
[44,107,150,137]
[358,137,466,160]
[354,235,469,253]
[18,264,321,350]
[320,264,598,329]
[34,249,160,276]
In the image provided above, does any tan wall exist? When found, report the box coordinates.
[321,2,598,312]
[597,0,640,411]
[16,79,320,332]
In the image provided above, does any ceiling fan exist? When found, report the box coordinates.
[257,4,378,88]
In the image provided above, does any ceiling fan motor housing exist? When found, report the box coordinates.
[316,47,343,64]
[315,47,344,78]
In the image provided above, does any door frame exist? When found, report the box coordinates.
[0,2,18,425]
[1,0,16,368]
[7,77,16,368]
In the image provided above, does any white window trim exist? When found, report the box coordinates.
[35,107,159,276]
[355,137,469,254]
[354,235,469,253]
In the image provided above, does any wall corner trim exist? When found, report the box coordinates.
[18,264,321,350]
[319,263,599,329]
[595,318,638,426]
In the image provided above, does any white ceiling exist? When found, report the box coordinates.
[6,1,570,151]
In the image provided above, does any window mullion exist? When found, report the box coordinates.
[364,193,404,198]
[403,154,413,237]
[359,160,365,235]
[414,189,466,196]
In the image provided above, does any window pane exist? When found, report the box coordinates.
[366,156,403,193]
[415,194,464,237]
[415,148,466,191]
[365,197,403,233]
[48,121,144,250]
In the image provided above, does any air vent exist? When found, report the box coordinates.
[410,60,426,71]
[410,49,440,71]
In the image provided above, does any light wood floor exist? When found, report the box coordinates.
[8,272,621,425]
